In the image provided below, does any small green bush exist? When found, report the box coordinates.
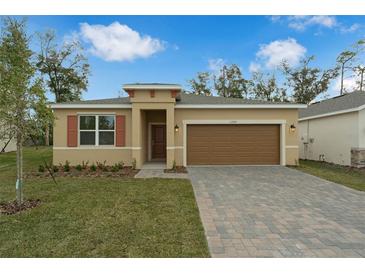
[38,165,45,173]
[117,161,124,169]
[111,164,119,172]
[75,164,82,171]
[132,158,137,170]
[172,160,177,171]
[90,163,97,172]
[81,161,89,170]
[64,161,70,172]
[52,165,59,173]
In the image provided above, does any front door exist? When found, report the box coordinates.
[151,124,166,160]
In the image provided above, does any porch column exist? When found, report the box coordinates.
[131,106,142,169]
[166,105,175,169]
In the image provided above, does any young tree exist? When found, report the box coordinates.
[282,56,338,104]
[354,65,365,92]
[36,30,90,103]
[188,72,212,96]
[214,64,249,98]
[335,40,365,95]
[0,18,53,203]
[336,50,357,95]
[250,72,288,102]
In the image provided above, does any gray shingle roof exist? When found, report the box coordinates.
[54,92,299,106]
[299,91,365,119]
[57,97,130,104]
[177,93,294,105]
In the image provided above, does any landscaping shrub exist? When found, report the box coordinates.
[81,161,89,170]
[75,164,82,171]
[64,161,70,172]
[132,158,137,170]
[111,164,119,172]
[52,165,59,173]
[38,165,45,173]
[117,161,124,169]
[90,163,97,172]
[172,160,177,171]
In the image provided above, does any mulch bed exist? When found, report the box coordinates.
[0,199,41,215]
[164,166,188,174]
[25,167,139,179]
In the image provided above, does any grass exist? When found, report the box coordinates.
[292,159,365,192]
[0,147,209,257]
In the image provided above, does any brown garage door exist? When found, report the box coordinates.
[187,124,280,165]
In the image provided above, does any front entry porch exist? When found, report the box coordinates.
[131,106,175,169]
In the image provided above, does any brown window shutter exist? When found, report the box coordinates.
[67,115,78,147]
[116,115,126,147]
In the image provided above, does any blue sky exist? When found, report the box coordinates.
[6,16,365,100]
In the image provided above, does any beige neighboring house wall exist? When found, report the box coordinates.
[359,108,365,148]
[0,123,16,153]
[0,136,16,153]
[299,112,359,166]
[52,84,304,168]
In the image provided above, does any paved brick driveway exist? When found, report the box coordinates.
[188,166,365,258]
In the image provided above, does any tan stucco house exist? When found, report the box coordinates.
[51,83,306,169]
[299,91,365,167]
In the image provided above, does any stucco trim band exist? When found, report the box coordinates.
[53,146,141,150]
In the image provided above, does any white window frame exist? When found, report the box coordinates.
[78,114,116,147]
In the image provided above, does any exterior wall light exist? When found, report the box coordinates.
[289,124,296,133]
[174,124,179,132]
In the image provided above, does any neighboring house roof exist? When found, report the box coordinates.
[299,91,365,120]
[52,93,306,109]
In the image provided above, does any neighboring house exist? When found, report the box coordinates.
[0,124,16,153]
[51,83,306,169]
[299,91,365,167]
[0,137,16,153]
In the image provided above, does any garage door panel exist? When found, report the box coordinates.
[187,124,280,165]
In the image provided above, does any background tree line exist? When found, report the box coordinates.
[189,39,365,104]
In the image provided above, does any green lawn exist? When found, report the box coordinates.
[292,160,365,192]
[0,147,209,257]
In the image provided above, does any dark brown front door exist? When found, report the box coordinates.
[151,124,166,159]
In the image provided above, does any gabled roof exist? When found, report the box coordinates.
[299,91,365,120]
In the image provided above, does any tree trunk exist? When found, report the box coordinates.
[340,64,345,95]
[45,124,49,146]
[16,131,23,204]
[360,71,364,92]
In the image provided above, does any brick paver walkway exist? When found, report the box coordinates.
[188,166,365,258]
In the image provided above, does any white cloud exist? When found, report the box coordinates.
[208,58,225,75]
[288,16,337,31]
[340,23,361,33]
[271,16,361,34]
[256,38,307,69]
[269,16,281,22]
[249,62,261,73]
[333,76,358,93]
[79,22,165,62]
